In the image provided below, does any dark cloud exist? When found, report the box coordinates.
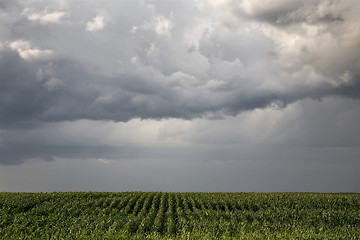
[1,95,359,166]
[1,0,359,130]
[226,0,347,25]
[0,0,16,10]
[0,142,135,165]
[330,76,360,99]
[1,43,359,129]
[0,50,51,128]
[229,0,304,24]
[1,96,360,192]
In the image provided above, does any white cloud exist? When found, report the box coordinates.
[7,40,53,61]
[22,8,66,24]
[155,15,174,37]
[97,158,110,164]
[220,0,360,88]
[132,14,174,38]
[86,15,105,32]
[130,26,138,33]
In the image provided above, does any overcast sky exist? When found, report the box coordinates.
[1,0,359,192]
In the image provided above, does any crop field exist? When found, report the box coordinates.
[0,192,359,239]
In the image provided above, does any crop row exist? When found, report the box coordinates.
[1,192,359,239]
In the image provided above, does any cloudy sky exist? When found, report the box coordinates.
[1,0,359,192]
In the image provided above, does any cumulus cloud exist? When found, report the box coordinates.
[132,14,174,39]
[221,0,360,88]
[155,15,174,37]
[86,15,105,32]
[22,8,66,24]
[7,40,53,61]
[0,0,359,129]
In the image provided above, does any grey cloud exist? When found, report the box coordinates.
[183,96,360,149]
[2,96,360,166]
[228,0,304,24]
[1,36,360,128]
[1,0,360,175]
[276,1,346,25]
[1,94,359,193]
[330,76,360,99]
[224,1,360,84]
[1,155,359,192]
[0,142,136,165]
[198,26,274,63]
[0,134,258,165]
[0,0,17,10]
[226,0,347,25]
[0,50,52,128]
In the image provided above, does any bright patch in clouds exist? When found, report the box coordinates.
[97,158,110,164]
[22,8,66,24]
[155,15,174,37]
[7,40,53,61]
[86,15,105,32]
[132,15,174,38]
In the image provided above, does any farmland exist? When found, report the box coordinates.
[1,192,359,239]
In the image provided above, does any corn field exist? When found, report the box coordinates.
[1,192,359,239]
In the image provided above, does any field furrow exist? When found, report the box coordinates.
[1,192,359,239]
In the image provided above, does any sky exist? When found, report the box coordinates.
[0,0,359,192]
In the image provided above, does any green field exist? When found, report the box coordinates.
[1,192,359,239]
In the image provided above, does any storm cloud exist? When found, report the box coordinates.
[0,0,359,192]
